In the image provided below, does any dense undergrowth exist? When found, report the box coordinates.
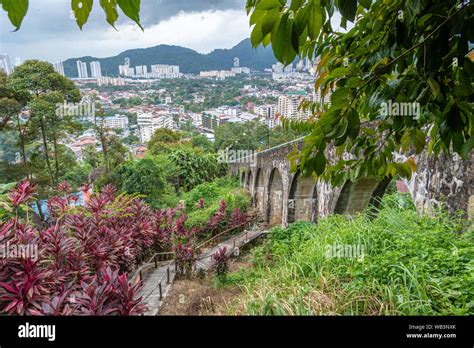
[182,178,250,231]
[224,193,473,315]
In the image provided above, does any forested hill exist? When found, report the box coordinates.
[63,38,278,77]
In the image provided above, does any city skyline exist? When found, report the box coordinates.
[0,1,347,65]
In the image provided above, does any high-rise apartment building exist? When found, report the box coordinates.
[256,105,276,119]
[150,64,180,78]
[137,112,177,142]
[76,60,88,78]
[135,65,148,77]
[272,62,284,73]
[277,92,311,121]
[119,65,135,77]
[90,61,102,78]
[53,61,65,76]
[0,54,13,75]
[97,114,129,130]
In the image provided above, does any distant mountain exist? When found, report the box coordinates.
[63,39,278,77]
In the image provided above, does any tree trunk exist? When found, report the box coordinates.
[15,115,30,181]
[39,117,55,187]
[52,132,60,183]
[34,200,45,224]
[100,132,109,172]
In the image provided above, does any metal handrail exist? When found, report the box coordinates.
[196,229,250,262]
[141,258,175,303]
[133,217,256,312]
[195,219,252,250]
[140,225,260,309]
[131,217,254,284]
[130,251,175,284]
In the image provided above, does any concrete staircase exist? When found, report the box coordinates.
[137,228,268,316]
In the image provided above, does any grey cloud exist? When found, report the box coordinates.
[0,0,247,60]
[139,0,245,26]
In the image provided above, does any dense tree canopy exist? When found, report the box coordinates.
[247,0,473,184]
[148,128,183,147]
[0,71,21,131]
[108,157,173,207]
[3,61,82,196]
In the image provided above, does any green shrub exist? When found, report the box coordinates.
[183,178,250,229]
[0,183,16,219]
[185,206,217,229]
[184,181,220,211]
[107,157,175,208]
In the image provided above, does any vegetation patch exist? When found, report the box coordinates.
[160,258,252,315]
[223,194,473,315]
[183,178,251,230]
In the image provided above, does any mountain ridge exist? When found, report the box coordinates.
[63,38,278,77]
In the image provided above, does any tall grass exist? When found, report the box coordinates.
[228,193,473,315]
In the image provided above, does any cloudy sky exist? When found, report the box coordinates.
[0,0,251,63]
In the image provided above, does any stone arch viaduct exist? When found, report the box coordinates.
[229,139,473,227]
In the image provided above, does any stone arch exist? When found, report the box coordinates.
[287,171,317,223]
[246,170,253,190]
[334,181,352,214]
[334,177,387,215]
[254,168,265,215]
[240,171,246,187]
[266,167,284,226]
[367,176,393,214]
[228,136,473,218]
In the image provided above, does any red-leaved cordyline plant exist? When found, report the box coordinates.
[100,184,116,202]
[231,208,250,229]
[170,212,198,278]
[57,182,72,194]
[29,290,77,316]
[174,242,196,278]
[76,267,145,316]
[152,210,171,251]
[0,181,152,316]
[8,180,36,209]
[208,200,228,233]
[47,196,72,221]
[45,292,81,315]
[0,258,51,315]
[0,180,249,315]
[212,246,229,276]
[195,198,205,209]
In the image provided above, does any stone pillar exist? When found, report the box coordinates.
[281,166,290,228]
[405,151,474,218]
